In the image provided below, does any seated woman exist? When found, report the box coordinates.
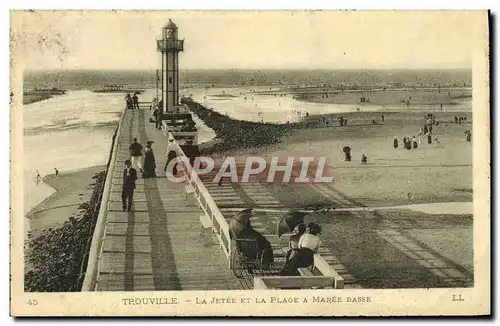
[284,224,306,265]
[280,222,322,276]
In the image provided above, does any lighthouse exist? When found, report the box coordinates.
[157,19,184,114]
[156,19,199,161]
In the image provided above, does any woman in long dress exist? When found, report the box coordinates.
[143,141,156,178]
[280,222,322,276]
[284,224,306,266]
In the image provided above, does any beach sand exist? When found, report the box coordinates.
[26,165,106,233]
[225,109,473,207]
[214,107,473,287]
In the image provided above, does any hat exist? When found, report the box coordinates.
[147,140,154,144]
[125,159,131,165]
[169,138,174,142]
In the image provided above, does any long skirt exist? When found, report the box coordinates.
[280,248,315,276]
[143,151,156,178]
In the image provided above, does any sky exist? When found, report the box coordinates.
[11,10,486,70]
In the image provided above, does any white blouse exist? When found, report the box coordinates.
[298,233,321,251]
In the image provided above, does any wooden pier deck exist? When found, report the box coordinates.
[95,108,241,291]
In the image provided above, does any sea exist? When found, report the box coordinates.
[22,69,472,220]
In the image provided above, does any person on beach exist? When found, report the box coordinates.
[165,138,178,177]
[132,93,139,110]
[393,137,398,149]
[412,136,418,149]
[343,146,351,162]
[381,114,385,122]
[129,138,144,175]
[405,137,412,150]
[465,130,472,142]
[122,159,137,212]
[428,134,433,144]
[454,116,458,124]
[54,168,59,176]
[402,137,407,148]
[35,170,41,186]
[361,154,368,164]
[143,141,156,178]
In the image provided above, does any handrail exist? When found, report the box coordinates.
[75,175,105,290]
[163,121,232,267]
[81,106,127,291]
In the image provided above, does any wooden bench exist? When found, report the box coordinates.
[199,214,214,246]
[297,267,314,276]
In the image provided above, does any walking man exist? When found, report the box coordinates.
[129,138,144,174]
[122,159,137,212]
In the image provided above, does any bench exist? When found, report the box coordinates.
[199,214,214,246]
[297,267,314,276]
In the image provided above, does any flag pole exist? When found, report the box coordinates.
[156,69,159,101]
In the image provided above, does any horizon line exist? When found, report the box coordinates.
[24,67,473,72]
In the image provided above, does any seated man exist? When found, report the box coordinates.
[236,227,274,273]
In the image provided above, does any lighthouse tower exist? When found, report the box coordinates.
[157,19,184,114]
[156,19,199,158]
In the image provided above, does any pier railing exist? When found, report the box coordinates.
[162,122,232,266]
[81,106,127,291]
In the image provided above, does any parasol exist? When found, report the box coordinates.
[228,208,253,239]
[276,210,309,238]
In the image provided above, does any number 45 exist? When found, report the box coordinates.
[27,299,38,306]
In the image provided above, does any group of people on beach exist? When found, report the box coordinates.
[33,168,59,186]
[454,116,468,125]
[342,146,368,164]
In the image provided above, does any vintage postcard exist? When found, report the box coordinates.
[10,10,490,316]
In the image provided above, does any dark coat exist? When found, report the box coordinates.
[143,147,156,178]
[123,167,138,191]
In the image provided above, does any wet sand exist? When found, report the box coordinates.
[26,165,106,233]
[292,87,472,107]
